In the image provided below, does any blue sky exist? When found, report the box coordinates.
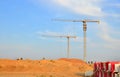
[0,0,120,61]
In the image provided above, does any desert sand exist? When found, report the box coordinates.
[0,58,93,77]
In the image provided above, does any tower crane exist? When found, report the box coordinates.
[53,19,99,61]
[42,35,76,58]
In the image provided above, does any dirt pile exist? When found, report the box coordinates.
[0,58,93,77]
[59,58,93,72]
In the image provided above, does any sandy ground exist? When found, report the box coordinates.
[0,58,93,77]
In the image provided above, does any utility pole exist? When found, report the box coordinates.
[53,19,99,61]
[42,35,76,58]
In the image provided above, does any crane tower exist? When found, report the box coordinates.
[53,19,99,61]
[42,35,76,58]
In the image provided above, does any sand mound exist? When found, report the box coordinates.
[59,58,86,64]
[58,58,93,72]
[0,58,93,77]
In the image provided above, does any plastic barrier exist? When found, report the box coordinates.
[94,61,120,77]
[94,62,100,77]
[108,62,120,77]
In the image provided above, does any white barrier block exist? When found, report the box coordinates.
[114,64,120,72]
[85,71,93,77]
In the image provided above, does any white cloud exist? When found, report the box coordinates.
[108,14,120,18]
[108,3,120,8]
[73,37,82,42]
[100,2,120,18]
[98,22,111,41]
[37,30,61,36]
[97,21,120,50]
[37,30,79,42]
[52,0,105,17]
[37,30,92,44]
[37,31,63,40]
[98,21,120,42]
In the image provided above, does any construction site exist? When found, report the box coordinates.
[0,0,120,77]
[0,19,120,77]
